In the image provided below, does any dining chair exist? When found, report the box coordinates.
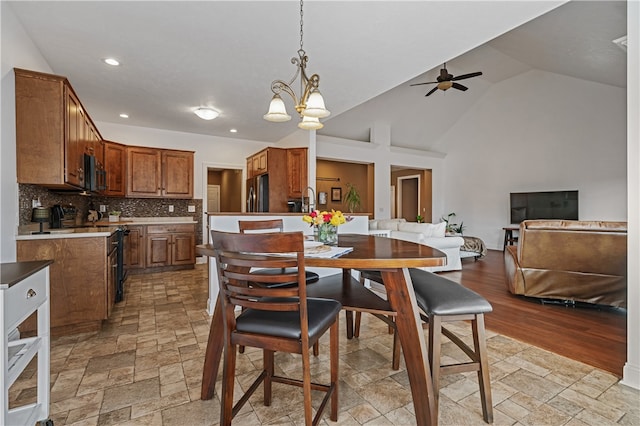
[238,219,321,355]
[211,230,341,426]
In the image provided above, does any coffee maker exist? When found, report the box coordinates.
[50,204,65,228]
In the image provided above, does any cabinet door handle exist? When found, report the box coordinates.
[26,288,37,298]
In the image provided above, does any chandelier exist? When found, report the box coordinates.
[263,0,330,130]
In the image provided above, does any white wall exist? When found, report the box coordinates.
[441,69,627,249]
[1,4,54,262]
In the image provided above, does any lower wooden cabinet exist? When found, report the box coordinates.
[17,236,109,335]
[145,224,195,268]
[125,225,146,270]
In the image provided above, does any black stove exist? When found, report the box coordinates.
[114,225,129,302]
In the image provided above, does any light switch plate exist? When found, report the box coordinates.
[168,205,174,213]
[188,205,196,213]
[100,205,107,212]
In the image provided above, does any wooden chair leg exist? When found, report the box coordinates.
[345,310,354,339]
[313,341,319,356]
[428,315,443,406]
[354,311,362,337]
[301,341,313,425]
[473,314,493,423]
[220,343,237,426]
[263,349,274,406]
[392,327,401,370]
[330,319,339,421]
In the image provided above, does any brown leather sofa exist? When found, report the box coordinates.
[504,220,627,308]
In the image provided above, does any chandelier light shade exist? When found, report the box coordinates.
[263,94,292,122]
[264,0,330,129]
[298,115,323,130]
[194,107,219,120]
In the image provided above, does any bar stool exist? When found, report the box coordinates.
[410,269,494,423]
[357,269,494,423]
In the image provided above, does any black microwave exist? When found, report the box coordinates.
[84,153,106,192]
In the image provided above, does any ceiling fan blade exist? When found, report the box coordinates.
[410,81,438,86]
[425,87,439,97]
[452,71,483,81]
[452,82,468,91]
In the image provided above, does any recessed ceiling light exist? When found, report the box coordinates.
[194,107,219,120]
[104,58,120,66]
[230,129,238,133]
[119,113,129,118]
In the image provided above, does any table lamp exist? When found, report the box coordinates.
[31,206,51,234]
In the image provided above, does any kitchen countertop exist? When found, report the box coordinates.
[16,216,197,240]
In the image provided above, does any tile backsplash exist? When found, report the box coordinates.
[19,184,204,243]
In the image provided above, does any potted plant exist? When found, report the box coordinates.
[343,183,362,213]
[441,212,465,234]
[108,210,121,222]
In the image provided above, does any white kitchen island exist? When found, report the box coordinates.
[203,213,369,315]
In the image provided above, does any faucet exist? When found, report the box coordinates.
[302,186,315,213]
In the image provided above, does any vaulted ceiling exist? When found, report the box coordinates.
[6,1,627,151]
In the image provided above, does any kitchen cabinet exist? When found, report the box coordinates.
[287,148,308,199]
[126,146,194,198]
[146,224,195,268]
[104,141,127,197]
[15,68,102,190]
[1,261,52,426]
[247,148,272,177]
[246,147,308,212]
[17,236,110,336]
[124,225,146,270]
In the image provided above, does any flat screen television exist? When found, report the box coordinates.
[510,190,578,224]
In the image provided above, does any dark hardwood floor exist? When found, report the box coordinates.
[439,249,627,377]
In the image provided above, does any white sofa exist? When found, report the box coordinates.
[369,219,464,272]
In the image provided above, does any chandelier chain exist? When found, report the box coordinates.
[299,0,304,51]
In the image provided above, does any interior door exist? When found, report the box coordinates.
[207,185,220,213]
[397,176,419,222]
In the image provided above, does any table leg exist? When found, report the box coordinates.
[201,295,223,400]
[381,268,437,426]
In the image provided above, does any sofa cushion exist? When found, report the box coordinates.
[397,222,446,238]
[376,218,406,231]
[368,220,378,230]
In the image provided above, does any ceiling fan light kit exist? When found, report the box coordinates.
[411,63,482,97]
[264,0,330,130]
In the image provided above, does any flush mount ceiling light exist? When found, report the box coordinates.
[103,58,120,66]
[194,107,219,120]
[119,113,129,118]
[263,0,330,130]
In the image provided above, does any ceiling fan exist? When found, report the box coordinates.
[410,63,483,97]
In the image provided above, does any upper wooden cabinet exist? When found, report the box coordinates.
[104,141,127,197]
[15,68,103,190]
[287,148,308,199]
[247,149,270,178]
[126,146,193,198]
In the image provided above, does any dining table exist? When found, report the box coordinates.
[197,233,447,426]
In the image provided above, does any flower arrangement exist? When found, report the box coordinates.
[302,209,348,227]
[302,209,349,245]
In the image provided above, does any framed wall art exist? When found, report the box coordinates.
[331,187,342,202]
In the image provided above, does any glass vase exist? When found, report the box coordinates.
[316,224,338,246]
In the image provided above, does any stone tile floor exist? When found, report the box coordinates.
[10,264,639,425]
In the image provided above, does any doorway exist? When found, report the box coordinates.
[397,175,420,222]
[207,185,220,212]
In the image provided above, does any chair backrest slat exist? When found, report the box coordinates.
[238,219,284,233]
[211,230,309,321]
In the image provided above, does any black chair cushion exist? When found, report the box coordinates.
[251,268,320,288]
[236,298,342,341]
[360,269,491,316]
[409,269,493,316]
